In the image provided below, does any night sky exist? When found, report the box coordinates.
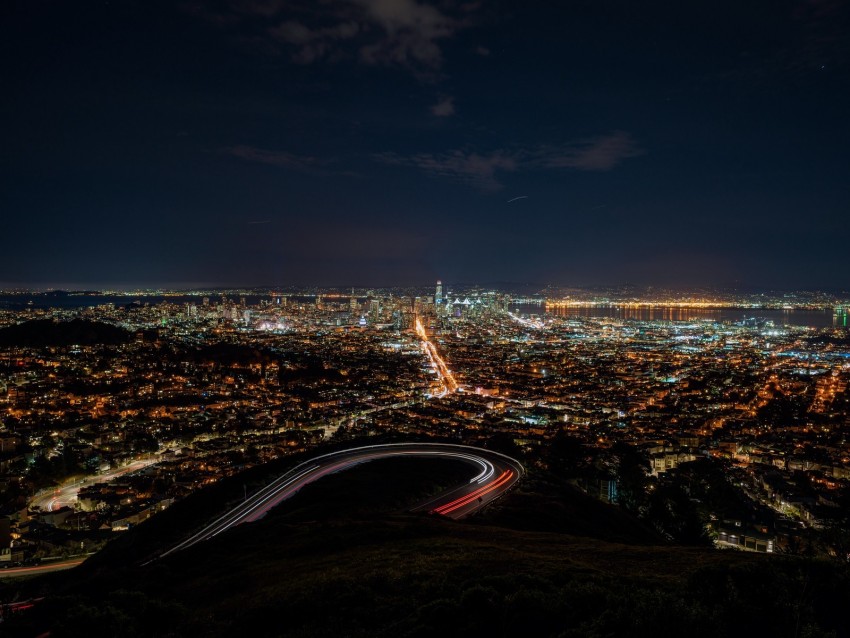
[2,0,848,289]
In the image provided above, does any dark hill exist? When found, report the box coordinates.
[188,342,273,365]
[473,471,664,544]
[0,319,131,347]
[1,457,848,638]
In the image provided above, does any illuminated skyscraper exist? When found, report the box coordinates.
[435,280,443,305]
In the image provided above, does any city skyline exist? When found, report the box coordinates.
[2,280,850,295]
[3,1,849,289]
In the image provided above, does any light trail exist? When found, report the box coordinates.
[30,458,158,513]
[415,316,458,395]
[244,450,494,522]
[159,464,321,556]
[152,443,524,561]
[0,558,85,579]
[433,470,514,515]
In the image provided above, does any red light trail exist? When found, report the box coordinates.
[433,470,515,515]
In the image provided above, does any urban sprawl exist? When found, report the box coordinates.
[1,284,849,565]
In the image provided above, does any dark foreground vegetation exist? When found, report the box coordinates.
[2,454,849,638]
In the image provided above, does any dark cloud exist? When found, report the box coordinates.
[430,95,455,116]
[789,0,850,70]
[376,149,516,191]
[227,0,291,18]
[354,0,460,71]
[186,0,473,75]
[528,132,644,172]
[269,20,361,64]
[375,132,644,190]
[225,145,325,172]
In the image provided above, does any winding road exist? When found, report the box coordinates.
[0,558,86,579]
[157,442,523,560]
[30,459,158,513]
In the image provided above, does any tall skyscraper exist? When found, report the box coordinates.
[435,280,443,305]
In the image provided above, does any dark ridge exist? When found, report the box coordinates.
[0,319,131,347]
[187,342,274,365]
[2,453,848,638]
[474,470,664,544]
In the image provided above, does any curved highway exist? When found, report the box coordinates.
[0,558,86,579]
[158,443,523,560]
[30,459,157,512]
